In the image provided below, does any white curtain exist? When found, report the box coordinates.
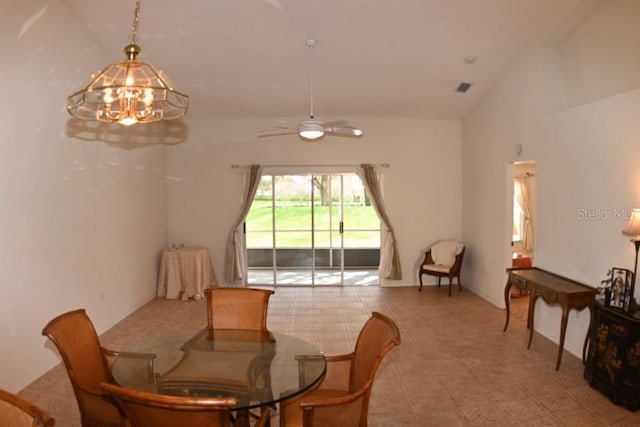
[357,164,402,280]
[224,165,262,284]
[515,177,534,252]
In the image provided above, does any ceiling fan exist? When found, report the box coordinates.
[258,38,364,141]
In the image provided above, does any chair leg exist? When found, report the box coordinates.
[437,277,441,288]
[457,274,463,292]
[418,272,423,291]
[448,278,452,297]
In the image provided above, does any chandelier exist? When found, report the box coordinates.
[66,0,188,126]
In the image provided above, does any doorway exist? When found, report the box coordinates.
[245,173,381,286]
[512,161,536,266]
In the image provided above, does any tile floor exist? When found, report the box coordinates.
[20,286,640,426]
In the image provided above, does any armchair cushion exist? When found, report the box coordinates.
[422,264,451,273]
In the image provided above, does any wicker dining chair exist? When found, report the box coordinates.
[204,287,275,423]
[101,383,269,427]
[42,309,155,427]
[0,388,55,426]
[204,287,274,331]
[279,311,401,427]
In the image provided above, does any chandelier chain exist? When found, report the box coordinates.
[130,0,142,45]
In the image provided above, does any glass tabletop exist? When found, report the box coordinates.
[111,328,326,410]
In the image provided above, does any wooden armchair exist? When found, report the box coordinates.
[418,240,465,296]
[42,309,155,427]
[0,388,55,426]
[101,383,270,427]
[279,312,401,427]
[204,287,274,331]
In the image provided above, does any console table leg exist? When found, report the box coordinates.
[527,293,538,349]
[556,307,570,370]
[503,282,512,332]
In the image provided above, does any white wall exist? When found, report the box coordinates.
[462,0,640,358]
[165,117,462,287]
[0,1,168,392]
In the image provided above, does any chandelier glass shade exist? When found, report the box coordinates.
[66,0,188,126]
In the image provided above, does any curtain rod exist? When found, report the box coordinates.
[230,163,390,169]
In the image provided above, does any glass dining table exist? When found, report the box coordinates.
[111,328,326,426]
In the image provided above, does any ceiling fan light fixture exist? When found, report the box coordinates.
[256,37,364,141]
[66,0,188,126]
[298,120,325,140]
[299,130,325,140]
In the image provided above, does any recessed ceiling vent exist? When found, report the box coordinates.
[456,82,472,93]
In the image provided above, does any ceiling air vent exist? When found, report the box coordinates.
[456,82,472,93]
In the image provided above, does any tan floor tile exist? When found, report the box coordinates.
[458,402,516,426]
[532,384,583,413]
[409,408,468,426]
[514,414,564,426]
[553,406,610,426]
[497,398,549,423]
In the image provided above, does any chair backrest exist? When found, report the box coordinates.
[101,382,237,427]
[349,312,401,394]
[430,240,464,266]
[0,388,55,427]
[204,288,274,331]
[42,309,122,427]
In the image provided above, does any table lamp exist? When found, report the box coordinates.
[622,208,640,310]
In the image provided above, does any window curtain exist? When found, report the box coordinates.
[357,164,402,280]
[514,177,533,252]
[224,165,262,284]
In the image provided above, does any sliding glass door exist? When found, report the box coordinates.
[245,173,380,286]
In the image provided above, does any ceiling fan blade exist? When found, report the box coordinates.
[325,127,364,137]
[323,120,355,128]
[257,126,295,133]
[263,0,283,10]
[257,130,298,138]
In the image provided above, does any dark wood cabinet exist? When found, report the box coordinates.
[584,300,640,410]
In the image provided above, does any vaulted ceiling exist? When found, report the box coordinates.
[65,0,593,121]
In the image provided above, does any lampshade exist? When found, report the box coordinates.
[623,208,640,239]
[66,0,188,126]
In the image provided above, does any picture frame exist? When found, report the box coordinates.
[608,267,634,312]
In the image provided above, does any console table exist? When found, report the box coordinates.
[584,300,640,410]
[503,267,597,370]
